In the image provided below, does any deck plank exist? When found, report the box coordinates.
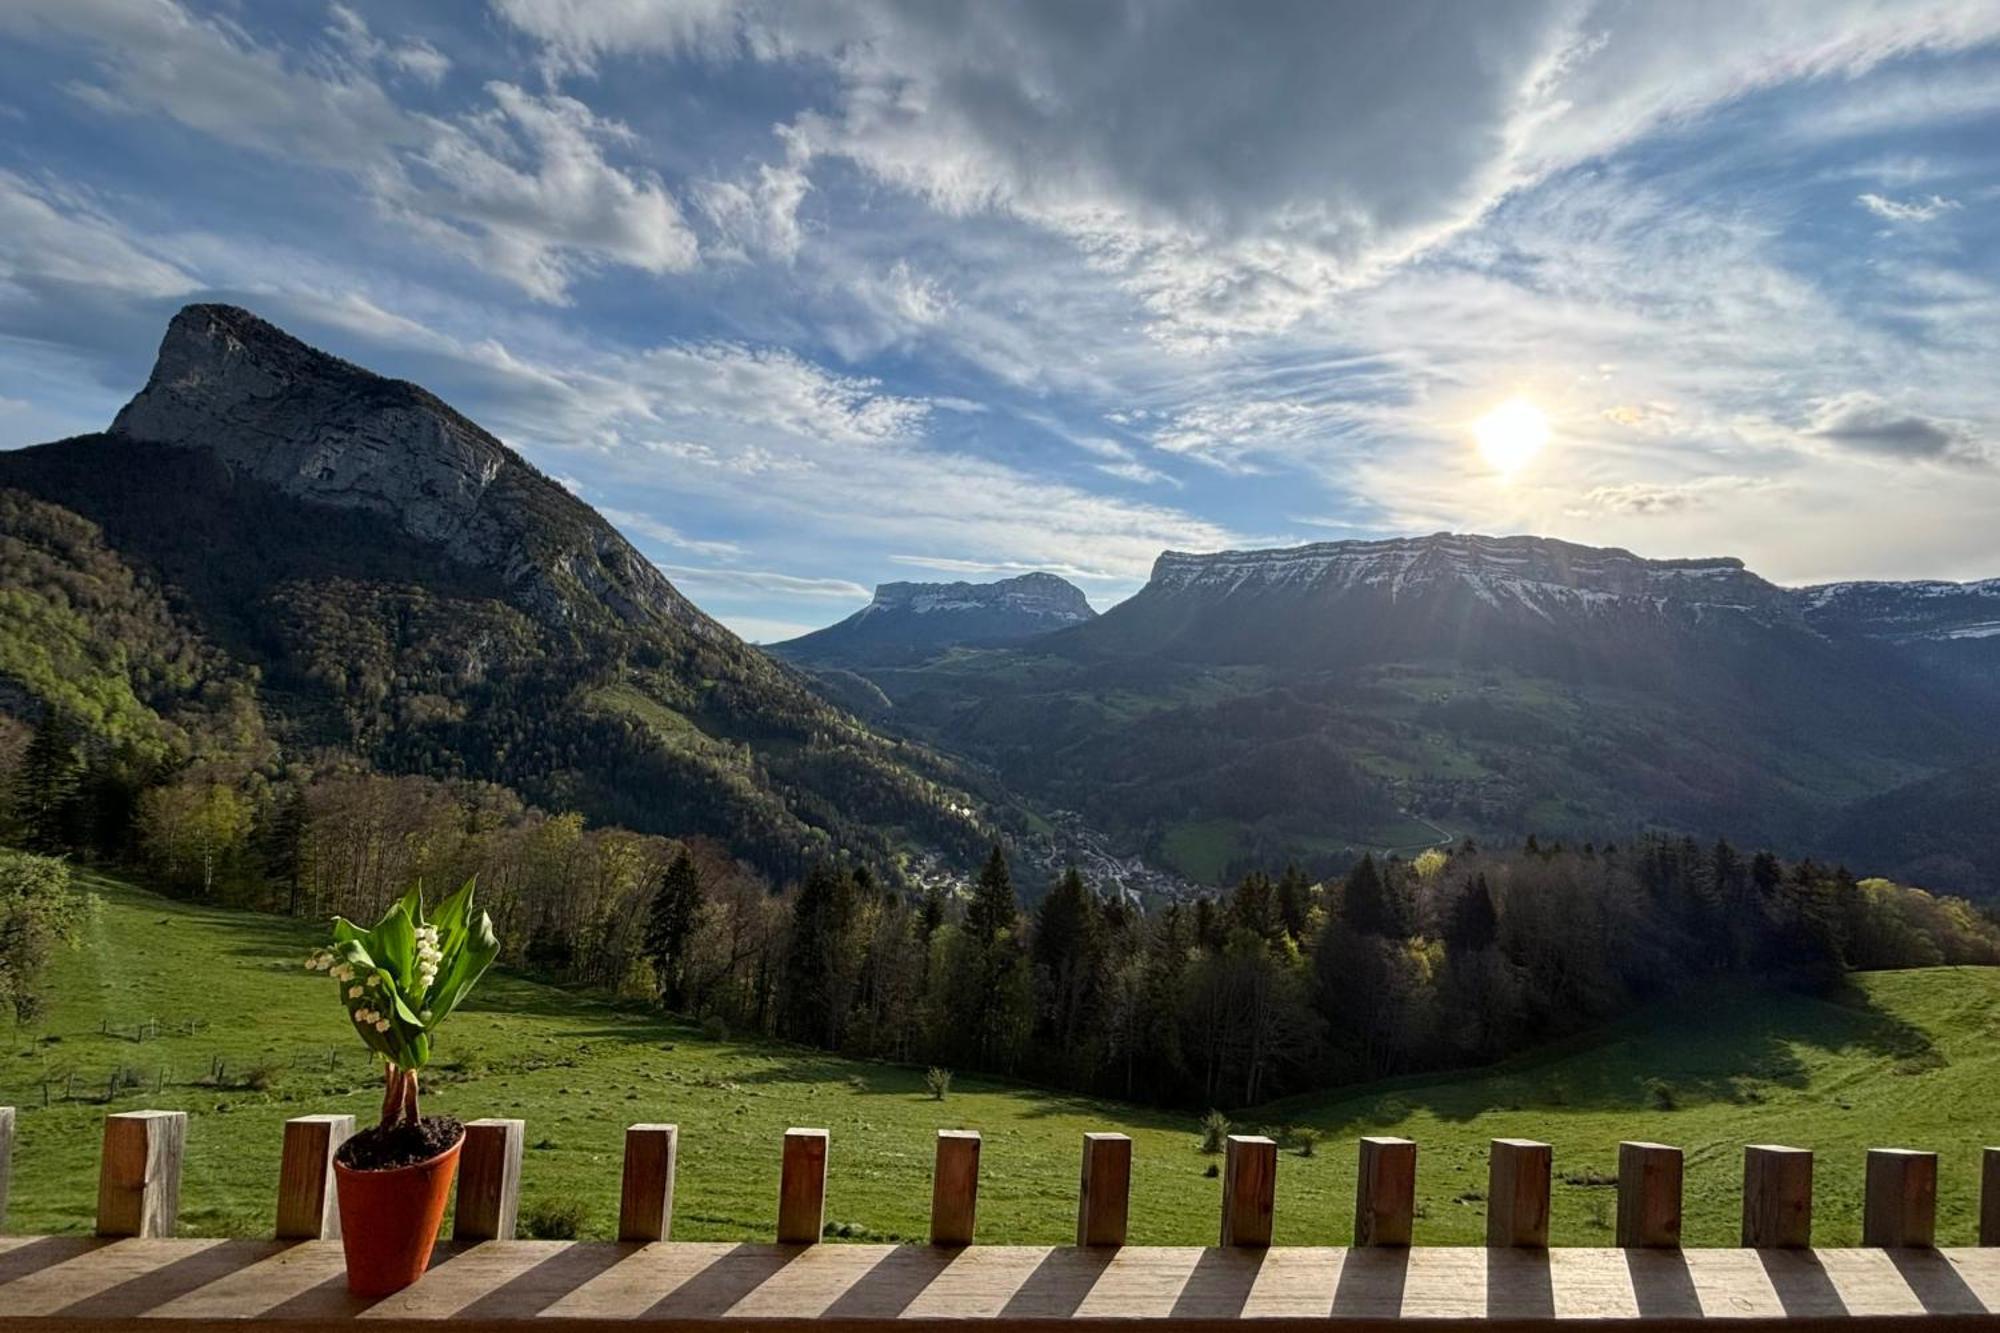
[0,1239,1989,1326]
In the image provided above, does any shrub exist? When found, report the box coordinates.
[522,1195,589,1240]
[701,1013,730,1042]
[1643,1076,1677,1111]
[1199,1109,1230,1154]
[1292,1125,1320,1157]
[924,1066,953,1101]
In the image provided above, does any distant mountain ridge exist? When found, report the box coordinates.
[790,530,2000,895]
[772,570,1094,665]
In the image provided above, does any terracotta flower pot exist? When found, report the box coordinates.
[333,1127,465,1298]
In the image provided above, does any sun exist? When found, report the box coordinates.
[1474,397,1551,475]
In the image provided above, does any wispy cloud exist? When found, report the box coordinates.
[1856,192,1961,223]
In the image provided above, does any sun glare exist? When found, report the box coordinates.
[1474,398,1551,475]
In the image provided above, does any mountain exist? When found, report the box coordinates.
[0,304,989,878]
[812,532,1999,891]
[771,572,1095,666]
[1796,577,2000,697]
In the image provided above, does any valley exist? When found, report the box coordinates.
[10,872,2000,1247]
[778,537,2000,894]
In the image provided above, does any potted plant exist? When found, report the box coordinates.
[306,879,498,1297]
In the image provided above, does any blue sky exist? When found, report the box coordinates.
[1,1,1996,641]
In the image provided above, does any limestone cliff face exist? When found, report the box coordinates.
[110,304,716,636]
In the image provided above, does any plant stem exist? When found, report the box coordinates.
[402,1067,421,1127]
[380,1061,405,1130]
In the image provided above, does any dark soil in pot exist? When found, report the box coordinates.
[336,1115,464,1171]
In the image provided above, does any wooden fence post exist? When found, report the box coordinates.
[618,1124,678,1243]
[1742,1145,1813,1249]
[1863,1148,1936,1248]
[0,1107,13,1232]
[777,1128,828,1244]
[454,1118,525,1241]
[276,1113,353,1240]
[1984,1148,2000,1247]
[1354,1136,1416,1247]
[1077,1132,1132,1247]
[930,1130,981,1247]
[1487,1138,1551,1248]
[96,1109,187,1238]
[1220,1135,1277,1248]
[1616,1142,1683,1248]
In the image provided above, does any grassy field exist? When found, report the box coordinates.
[8,871,1999,1247]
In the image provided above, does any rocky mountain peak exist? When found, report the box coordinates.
[109,304,713,635]
[865,571,1095,620]
[773,570,1094,664]
[1147,531,1794,620]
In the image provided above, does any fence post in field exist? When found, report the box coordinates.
[1742,1145,1813,1249]
[96,1109,187,1238]
[618,1124,679,1243]
[777,1128,829,1244]
[1616,1142,1683,1248]
[1220,1135,1277,1248]
[276,1113,353,1240]
[1863,1149,1936,1249]
[454,1118,525,1241]
[1487,1139,1552,1248]
[1984,1148,2000,1247]
[1077,1132,1132,1247]
[930,1130,981,1247]
[1354,1136,1417,1247]
[0,1107,13,1231]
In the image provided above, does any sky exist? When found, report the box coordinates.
[1,2,1997,641]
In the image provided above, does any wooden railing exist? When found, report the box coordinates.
[4,1107,2000,1329]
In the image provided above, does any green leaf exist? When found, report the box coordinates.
[426,906,498,1026]
[373,903,418,986]
[397,882,425,928]
[430,877,476,952]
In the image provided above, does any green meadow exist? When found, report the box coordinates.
[8,871,1997,1246]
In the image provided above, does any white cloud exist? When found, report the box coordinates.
[495,0,2000,341]
[1565,476,1782,517]
[1856,192,1961,223]
[656,565,869,600]
[597,506,743,559]
[2,0,697,301]
[0,170,196,298]
[1804,392,1985,464]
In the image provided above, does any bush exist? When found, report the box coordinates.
[924,1066,953,1101]
[1199,1109,1230,1154]
[522,1195,590,1240]
[701,1013,730,1042]
[1292,1125,1320,1157]
[1643,1076,1677,1111]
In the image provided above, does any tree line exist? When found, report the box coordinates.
[647,833,2000,1110]
[7,705,1998,1111]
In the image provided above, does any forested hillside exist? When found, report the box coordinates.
[0,305,993,889]
[803,536,2000,892]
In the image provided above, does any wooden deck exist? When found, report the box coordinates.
[2,1237,1998,1332]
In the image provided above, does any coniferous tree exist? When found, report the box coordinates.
[1445,873,1498,952]
[1274,864,1311,940]
[966,845,1017,942]
[645,850,704,1008]
[779,862,857,1046]
[1339,853,1407,937]
[12,711,83,854]
[1032,867,1104,1062]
